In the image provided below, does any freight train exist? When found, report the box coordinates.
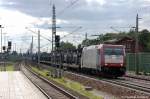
[37,44,126,77]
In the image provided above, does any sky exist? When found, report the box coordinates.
[0,0,150,53]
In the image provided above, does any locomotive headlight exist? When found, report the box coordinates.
[105,63,108,66]
[120,64,123,66]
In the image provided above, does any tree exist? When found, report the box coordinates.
[82,39,90,46]
[139,29,150,52]
[79,29,150,52]
[127,29,136,38]
[77,44,82,49]
[59,41,76,50]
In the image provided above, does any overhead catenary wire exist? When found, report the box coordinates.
[57,0,80,16]
[60,26,82,39]
[32,0,80,50]
[25,27,52,43]
[39,27,82,49]
[50,0,53,6]
[110,26,135,33]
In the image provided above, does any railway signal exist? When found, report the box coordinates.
[2,46,6,51]
[55,35,60,48]
[8,41,12,50]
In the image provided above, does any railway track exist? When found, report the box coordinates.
[22,67,51,99]
[125,75,150,81]
[21,64,79,99]
[33,62,150,97]
[68,70,150,95]
[102,78,150,95]
[120,76,150,87]
[72,70,150,95]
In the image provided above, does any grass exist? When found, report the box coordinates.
[31,66,103,99]
[0,64,14,71]
[32,67,50,78]
[6,65,14,71]
[55,78,102,99]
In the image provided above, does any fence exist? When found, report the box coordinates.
[126,53,150,74]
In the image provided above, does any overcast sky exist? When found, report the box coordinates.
[0,0,150,53]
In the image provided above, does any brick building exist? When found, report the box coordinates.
[104,36,143,53]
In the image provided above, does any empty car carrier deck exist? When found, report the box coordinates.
[0,71,47,99]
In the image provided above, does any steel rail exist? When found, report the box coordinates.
[23,65,78,99]
[39,62,150,96]
[21,66,51,99]
[102,79,150,95]
[125,75,150,81]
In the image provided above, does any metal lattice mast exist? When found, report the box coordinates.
[52,4,56,51]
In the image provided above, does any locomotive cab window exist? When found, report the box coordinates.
[104,48,123,55]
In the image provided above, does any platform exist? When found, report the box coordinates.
[0,71,47,99]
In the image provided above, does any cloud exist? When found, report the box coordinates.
[0,0,150,52]
[0,7,72,52]
[86,0,106,6]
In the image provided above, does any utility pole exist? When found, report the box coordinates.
[135,14,141,75]
[91,34,104,44]
[30,36,33,60]
[31,36,33,56]
[51,5,63,78]
[13,43,16,52]
[52,4,56,51]
[3,33,7,46]
[99,34,103,44]
[20,48,22,55]
[85,33,88,46]
[52,4,57,76]
[85,33,87,40]
[14,43,16,52]
[1,28,3,53]
[0,25,4,53]
[38,30,40,66]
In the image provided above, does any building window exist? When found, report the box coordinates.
[126,43,131,52]
[126,43,131,49]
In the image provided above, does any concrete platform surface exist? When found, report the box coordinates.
[0,71,47,99]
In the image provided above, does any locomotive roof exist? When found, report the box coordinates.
[83,44,102,50]
[83,44,124,50]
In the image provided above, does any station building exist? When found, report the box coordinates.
[104,36,143,53]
